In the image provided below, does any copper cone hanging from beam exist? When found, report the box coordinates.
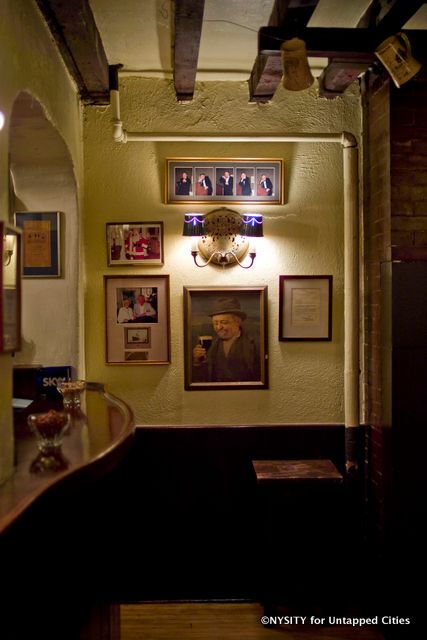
[281,38,314,91]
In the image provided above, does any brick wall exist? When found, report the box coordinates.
[362,70,391,546]
[362,69,427,552]
[390,77,427,261]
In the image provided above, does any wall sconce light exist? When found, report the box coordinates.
[183,208,263,268]
[375,32,422,88]
[281,38,314,91]
[3,234,15,266]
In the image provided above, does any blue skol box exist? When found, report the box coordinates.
[36,366,72,399]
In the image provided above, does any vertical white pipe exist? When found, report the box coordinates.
[343,143,360,430]
[110,89,125,142]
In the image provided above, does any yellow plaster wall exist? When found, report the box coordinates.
[84,78,361,426]
[0,0,83,482]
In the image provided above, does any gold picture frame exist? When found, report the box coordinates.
[184,285,268,390]
[166,158,284,204]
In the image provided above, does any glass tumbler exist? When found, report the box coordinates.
[57,380,86,409]
[27,409,70,454]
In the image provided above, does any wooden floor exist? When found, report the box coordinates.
[120,603,384,640]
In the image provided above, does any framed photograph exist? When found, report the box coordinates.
[279,275,332,341]
[14,211,61,277]
[105,275,170,364]
[166,158,284,204]
[106,222,164,266]
[184,286,268,390]
[124,327,151,349]
[1,222,22,353]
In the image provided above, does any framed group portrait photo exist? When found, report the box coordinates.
[106,221,164,266]
[279,275,332,341]
[14,211,61,278]
[166,158,284,205]
[105,275,170,364]
[183,285,268,390]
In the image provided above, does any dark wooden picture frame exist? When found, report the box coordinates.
[14,211,61,278]
[279,275,332,341]
[105,275,170,364]
[167,158,284,204]
[184,285,268,390]
[0,222,22,353]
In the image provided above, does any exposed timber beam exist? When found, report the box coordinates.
[249,0,320,102]
[259,26,380,58]
[174,0,205,101]
[318,0,425,98]
[35,0,109,104]
[357,0,426,32]
[318,60,370,97]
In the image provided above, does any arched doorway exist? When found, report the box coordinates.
[9,91,80,370]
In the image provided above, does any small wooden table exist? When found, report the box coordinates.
[252,459,343,486]
[252,459,344,613]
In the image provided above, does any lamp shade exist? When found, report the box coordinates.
[240,214,263,237]
[183,214,205,237]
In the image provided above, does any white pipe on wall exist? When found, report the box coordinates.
[109,87,361,465]
[343,144,360,429]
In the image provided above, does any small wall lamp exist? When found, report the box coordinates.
[3,234,15,266]
[183,208,263,268]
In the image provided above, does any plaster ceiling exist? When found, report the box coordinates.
[89,0,427,81]
[34,0,427,104]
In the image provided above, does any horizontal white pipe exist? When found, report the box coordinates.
[124,132,351,144]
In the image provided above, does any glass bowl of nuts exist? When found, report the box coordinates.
[27,409,71,453]
[57,379,86,410]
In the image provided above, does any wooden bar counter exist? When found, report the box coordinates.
[0,382,134,640]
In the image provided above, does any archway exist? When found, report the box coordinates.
[9,91,80,369]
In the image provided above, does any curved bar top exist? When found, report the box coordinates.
[0,382,134,535]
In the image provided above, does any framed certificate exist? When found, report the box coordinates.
[279,275,332,341]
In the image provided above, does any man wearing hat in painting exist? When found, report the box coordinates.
[192,297,260,382]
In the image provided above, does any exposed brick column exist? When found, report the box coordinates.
[390,77,427,261]
[361,71,392,547]
[362,69,427,554]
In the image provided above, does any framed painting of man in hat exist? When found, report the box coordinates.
[183,286,268,390]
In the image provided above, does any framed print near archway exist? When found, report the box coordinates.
[14,211,61,278]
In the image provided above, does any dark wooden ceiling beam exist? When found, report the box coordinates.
[318,0,425,99]
[356,0,425,33]
[174,0,205,102]
[318,60,370,97]
[35,0,109,104]
[249,0,320,102]
[259,26,381,58]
